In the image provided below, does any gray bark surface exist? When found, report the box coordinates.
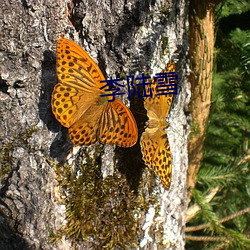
[0,0,189,249]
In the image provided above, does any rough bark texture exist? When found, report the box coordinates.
[187,0,219,203]
[0,0,189,249]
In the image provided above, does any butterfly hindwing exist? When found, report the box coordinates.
[98,99,138,147]
[141,128,172,189]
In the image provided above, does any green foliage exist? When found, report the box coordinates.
[187,1,250,249]
[50,149,155,249]
[218,0,250,17]
[0,144,13,178]
[197,165,239,188]
[192,189,224,233]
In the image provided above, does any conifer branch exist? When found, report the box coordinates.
[185,235,227,242]
[186,187,219,222]
[186,206,250,232]
[236,150,250,168]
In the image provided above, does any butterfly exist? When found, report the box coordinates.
[51,38,138,147]
[140,61,176,189]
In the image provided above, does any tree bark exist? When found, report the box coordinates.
[187,0,220,203]
[0,0,189,249]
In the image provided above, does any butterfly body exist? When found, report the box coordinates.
[52,38,138,147]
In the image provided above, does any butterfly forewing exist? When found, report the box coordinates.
[52,83,79,127]
[56,38,105,91]
[144,61,175,119]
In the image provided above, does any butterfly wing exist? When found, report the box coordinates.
[52,83,102,128]
[98,99,138,147]
[52,38,105,128]
[68,99,138,147]
[56,38,105,90]
[140,128,172,189]
[68,102,104,145]
[144,60,175,120]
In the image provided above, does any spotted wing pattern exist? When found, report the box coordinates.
[52,38,138,147]
[140,60,176,189]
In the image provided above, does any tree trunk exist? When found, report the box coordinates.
[187,0,220,203]
[0,0,189,249]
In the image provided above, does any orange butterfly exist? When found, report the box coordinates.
[140,61,176,189]
[52,38,138,147]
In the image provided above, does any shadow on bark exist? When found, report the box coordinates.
[0,210,33,250]
[39,50,73,161]
[116,94,147,191]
